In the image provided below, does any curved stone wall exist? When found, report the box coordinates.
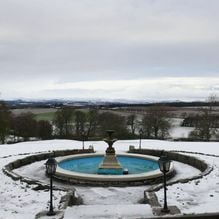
[128,148,213,214]
[2,149,94,186]
[129,148,211,173]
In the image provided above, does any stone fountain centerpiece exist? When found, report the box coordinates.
[98,130,123,174]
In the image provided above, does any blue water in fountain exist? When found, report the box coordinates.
[58,155,159,175]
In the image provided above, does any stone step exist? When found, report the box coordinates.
[64,204,153,219]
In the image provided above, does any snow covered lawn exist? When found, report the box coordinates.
[1,139,219,218]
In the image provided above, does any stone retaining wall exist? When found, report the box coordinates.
[145,212,219,219]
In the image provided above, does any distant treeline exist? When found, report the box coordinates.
[4,99,219,110]
[0,101,173,143]
[182,115,219,128]
[0,95,218,144]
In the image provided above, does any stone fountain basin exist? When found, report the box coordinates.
[54,152,174,185]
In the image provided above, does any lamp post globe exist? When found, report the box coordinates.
[45,158,57,216]
[46,158,57,176]
[158,155,171,213]
[158,155,171,173]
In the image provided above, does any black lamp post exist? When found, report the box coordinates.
[82,131,85,150]
[45,158,57,216]
[139,128,143,150]
[158,155,171,213]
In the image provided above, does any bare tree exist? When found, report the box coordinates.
[53,107,74,138]
[127,114,136,135]
[74,110,86,137]
[86,109,99,138]
[98,112,128,138]
[0,101,11,143]
[37,120,52,140]
[11,112,37,141]
[190,94,218,141]
[141,105,171,139]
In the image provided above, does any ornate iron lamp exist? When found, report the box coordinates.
[158,155,171,213]
[45,158,57,216]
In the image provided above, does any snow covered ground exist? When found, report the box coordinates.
[1,139,219,218]
[169,118,194,139]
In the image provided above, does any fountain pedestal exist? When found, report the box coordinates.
[99,154,122,169]
[98,130,123,174]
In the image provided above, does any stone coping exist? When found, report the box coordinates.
[54,152,174,185]
[145,212,219,219]
[129,148,211,173]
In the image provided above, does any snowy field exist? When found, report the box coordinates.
[1,138,219,218]
[169,118,194,139]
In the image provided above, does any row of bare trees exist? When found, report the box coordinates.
[0,102,11,143]
[0,103,53,143]
[0,102,202,143]
[0,94,218,144]
[53,108,130,139]
[53,106,172,140]
[187,94,219,141]
[10,113,52,142]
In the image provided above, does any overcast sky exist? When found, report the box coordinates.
[0,0,219,101]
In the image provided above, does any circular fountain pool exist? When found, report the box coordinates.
[54,153,174,186]
[58,155,159,175]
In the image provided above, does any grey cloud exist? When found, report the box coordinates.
[0,0,219,100]
[0,40,218,81]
